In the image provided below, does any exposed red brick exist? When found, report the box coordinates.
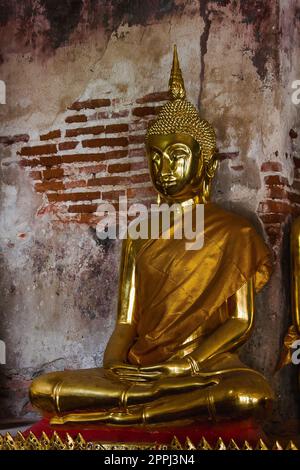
[258,200,291,214]
[43,168,64,180]
[87,173,149,187]
[108,162,130,173]
[261,161,283,172]
[47,191,100,202]
[105,149,128,160]
[127,186,156,198]
[29,170,42,180]
[128,147,146,157]
[40,130,61,141]
[104,161,147,175]
[19,143,57,156]
[65,114,87,124]
[70,164,106,175]
[58,141,79,150]
[132,106,161,117]
[88,111,109,120]
[62,149,127,165]
[68,204,98,214]
[264,175,288,186]
[111,110,129,118]
[131,173,150,184]
[66,125,105,138]
[53,212,111,225]
[68,99,111,111]
[218,152,239,160]
[79,214,101,225]
[260,213,288,224]
[35,181,64,192]
[88,176,120,186]
[130,173,151,183]
[68,204,98,213]
[19,158,40,167]
[106,161,148,176]
[82,137,128,149]
[106,123,128,133]
[129,134,145,145]
[129,120,152,132]
[267,187,287,199]
[102,189,126,200]
[0,134,29,146]
[64,180,87,189]
[21,156,61,167]
[39,156,61,167]
[62,153,104,165]
[130,161,149,171]
[136,91,169,104]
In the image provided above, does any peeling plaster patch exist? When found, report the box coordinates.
[40,0,84,49]
[199,1,212,105]
[89,226,116,253]
[239,1,279,82]
[1,223,120,372]
[0,0,183,55]
[0,0,14,26]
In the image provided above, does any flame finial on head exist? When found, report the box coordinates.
[146,46,216,165]
[169,45,186,100]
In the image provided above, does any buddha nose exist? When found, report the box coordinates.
[161,153,174,177]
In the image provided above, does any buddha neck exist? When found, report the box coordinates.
[158,193,210,208]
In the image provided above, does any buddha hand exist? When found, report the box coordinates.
[139,358,193,378]
[111,357,193,381]
[107,363,158,382]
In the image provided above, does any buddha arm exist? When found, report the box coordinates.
[188,278,254,366]
[103,238,137,368]
[291,218,300,335]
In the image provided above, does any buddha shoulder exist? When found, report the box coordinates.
[206,203,262,241]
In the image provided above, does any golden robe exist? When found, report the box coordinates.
[127,202,272,366]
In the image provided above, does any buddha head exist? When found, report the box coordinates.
[146,46,217,203]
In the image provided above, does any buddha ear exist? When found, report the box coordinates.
[202,153,218,202]
[205,152,218,180]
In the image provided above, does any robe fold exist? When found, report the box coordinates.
[127,202,272,366]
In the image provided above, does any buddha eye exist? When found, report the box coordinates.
[152,152,161,163]
[172,152,186,161]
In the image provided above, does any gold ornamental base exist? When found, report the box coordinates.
[0,431,298,451]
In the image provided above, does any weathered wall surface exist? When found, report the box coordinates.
[0,0,300,429]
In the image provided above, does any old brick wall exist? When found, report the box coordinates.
[0,0,300,429]
[18,93,166,224]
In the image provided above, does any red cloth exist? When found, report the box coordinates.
[24,418,266,447]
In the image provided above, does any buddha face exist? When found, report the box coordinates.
[146,133,203,202]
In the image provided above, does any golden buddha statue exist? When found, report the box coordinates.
[277,217,300,372]
[30,46,274,426]
[291,217,300,346]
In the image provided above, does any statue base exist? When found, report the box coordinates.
[23,417,267,449]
